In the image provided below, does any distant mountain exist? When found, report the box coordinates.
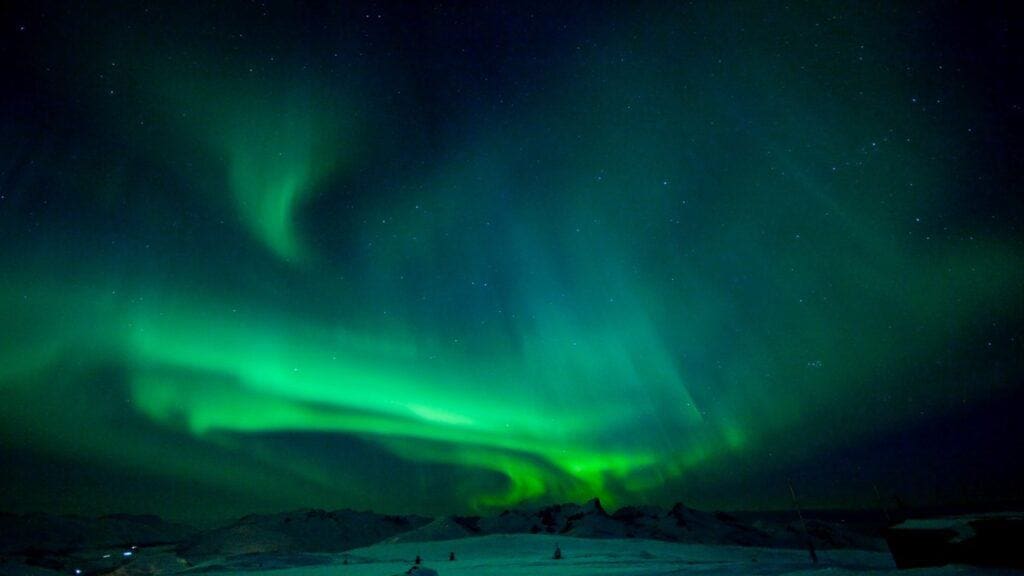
[178,508,431,560]
[0,513,197,555]
[394,499,882,551]
[0,501,886,575]
[476,498,624,538]
[384,516,481,543]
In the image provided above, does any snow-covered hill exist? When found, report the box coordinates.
[227,533,1009,576]
[1,519,1015,575]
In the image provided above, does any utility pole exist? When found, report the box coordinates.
[788,481,818,564]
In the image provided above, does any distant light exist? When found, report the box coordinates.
[123,551,133,557]
[75,570,82,575]
[131,546,138,550]
[103,554,111,558]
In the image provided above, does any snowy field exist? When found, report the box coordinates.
[196,534,1020,576]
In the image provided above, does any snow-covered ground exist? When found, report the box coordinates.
[199,534,1018,576]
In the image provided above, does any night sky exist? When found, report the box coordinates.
[1,2,1022,524]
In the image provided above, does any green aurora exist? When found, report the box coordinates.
[1,2,1022,522]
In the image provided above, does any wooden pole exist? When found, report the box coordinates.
[788,481,818,564]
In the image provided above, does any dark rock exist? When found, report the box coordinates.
[886,513,1024,569]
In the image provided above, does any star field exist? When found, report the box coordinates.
[0,1,1021,522]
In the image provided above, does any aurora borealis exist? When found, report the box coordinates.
[1,2,1022,523]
